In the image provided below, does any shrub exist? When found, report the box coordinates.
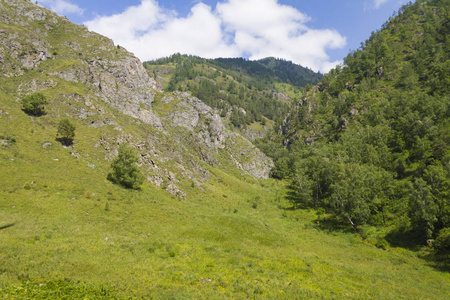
[56,119,75,145]
[107,144,144,189]
[22,93,48,116]
[434,228,450,253]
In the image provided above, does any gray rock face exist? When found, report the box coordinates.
[226,133,274,179]
[1,0,55,25]
[42,142,53,148]
[166,101,200,131]
[166,92,227,149]
[50,55,163,128]
[0,27,51,73]
[160,92,273,179]
[0,0,162,128]
[241,125,271,141]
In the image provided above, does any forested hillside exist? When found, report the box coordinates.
[144,55,321,130]
[259,0,450,252]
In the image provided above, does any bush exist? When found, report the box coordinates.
[56,119,75,145]
[107,144,144,189]
[22,93,48,116]
[434,228,450,253]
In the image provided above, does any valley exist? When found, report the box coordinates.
[0,0,449,298]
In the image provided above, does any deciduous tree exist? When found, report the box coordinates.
[22,93,48,116]
[56,119,75,146]
[107,144,144,189]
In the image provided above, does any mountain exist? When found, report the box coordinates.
[210,57,322,89]
[144,54,321,139]
[0,0,274,193]
[1,0,450,298]
[261,0,449,246]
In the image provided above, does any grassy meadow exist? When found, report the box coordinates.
[1,137,450,298]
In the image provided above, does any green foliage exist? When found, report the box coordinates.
[144,54,314,126]
[56,119,76,145]
[213,57,322,89]
[107,144,145,189]
[21,92,48,116]
[262,0,450,247]
[434,227,450,253]
[329,164,392,227]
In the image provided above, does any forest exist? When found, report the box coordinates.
[256,0,450,253]
[144,55,321,128]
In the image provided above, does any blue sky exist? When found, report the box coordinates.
[39,0,411,72]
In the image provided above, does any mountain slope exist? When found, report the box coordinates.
[0,0,274,196]
[263,0,450,247]
[211,57,322,89]
[144,54,321,137]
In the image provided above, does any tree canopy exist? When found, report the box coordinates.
[144,55,321,128]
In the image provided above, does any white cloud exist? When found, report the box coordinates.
[84,0,347,73]
[84,0,166,42]
[372,0,390,9]
[40,0,84,16]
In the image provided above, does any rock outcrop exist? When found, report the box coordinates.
[159,92,273,178]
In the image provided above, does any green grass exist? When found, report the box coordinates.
[1,145,450,299]
[273,82,303,101]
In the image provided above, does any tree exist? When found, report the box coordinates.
[22,93,48,116]
[409,178,438,239]
[107,144,145,189]
[328,164,392,228]
[56,119,75,146]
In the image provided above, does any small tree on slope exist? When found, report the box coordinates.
[56,119,75,146]
[107,144,144,189]
[22,93,48,116]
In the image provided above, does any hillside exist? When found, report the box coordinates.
[261,0,450,251]
[144,55,321,138]
[1,0,450,298]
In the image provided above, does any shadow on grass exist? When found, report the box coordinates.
[0,223,15,230]
[284,185,450,273]
[314,216,356,234]
[421,252,450,273]
[283,187,356,234]
[283,189,311,210]
[386,228,450,273]
[56,138,73,147]
[385,228,423,250]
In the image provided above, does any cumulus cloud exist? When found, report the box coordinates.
[85,0,347,73]
[39,0,84,16]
